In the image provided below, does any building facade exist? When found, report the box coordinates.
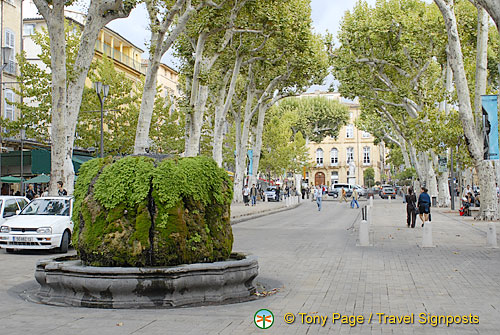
[1,0,22,123]
[300,91,384,187]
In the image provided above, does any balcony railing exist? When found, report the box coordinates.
[95,42,144,74]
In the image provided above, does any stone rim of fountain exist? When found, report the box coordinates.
[34,252,258,309]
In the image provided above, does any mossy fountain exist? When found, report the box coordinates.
[34,156,258,308]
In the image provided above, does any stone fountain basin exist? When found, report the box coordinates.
[34,253,258,309]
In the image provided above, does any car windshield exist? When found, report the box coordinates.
[266,187,276,191]
[20,199,70,216]
[384,188,394,192]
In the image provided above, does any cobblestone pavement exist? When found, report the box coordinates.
[1,198,500,334]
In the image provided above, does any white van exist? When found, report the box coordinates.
[328,183,354,197]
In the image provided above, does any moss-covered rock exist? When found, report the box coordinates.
[72,156,233,267]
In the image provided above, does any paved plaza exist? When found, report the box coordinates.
[1,198,500,334]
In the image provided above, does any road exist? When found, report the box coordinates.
[1,199,499,334]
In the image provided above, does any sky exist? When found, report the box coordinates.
[105,0,377,77]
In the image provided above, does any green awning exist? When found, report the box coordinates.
[1,176,21,183]
[30,150,95,174]
[72,155,94,172]
[25,174,50,184]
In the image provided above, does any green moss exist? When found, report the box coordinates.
[73,156,233,267]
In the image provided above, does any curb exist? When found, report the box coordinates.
[231,202,304,225]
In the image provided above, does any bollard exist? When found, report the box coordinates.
[369,195,373,207]
[366,205,373,228]
[388,196,391,204]
[359,220,370,246]
[487,222,498,248]
[264,194,268,202]
[422,222,434,247]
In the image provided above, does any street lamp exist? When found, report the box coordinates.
[20,129,25,196]
[1,46,12,71]
[93,82,109,158]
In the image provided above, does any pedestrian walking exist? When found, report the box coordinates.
[57,181,68,196]
[340,187,347,203]
[405,187,417,228]
[315,186,322,211]
[301,187,306,199]
[250,184,258,206]
[242,185,250,206]
[26,184,36,201]
[275,186,280,202]
[350,188,359,208]
[417,187,431,227]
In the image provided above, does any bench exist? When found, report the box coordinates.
[465,206,480,216]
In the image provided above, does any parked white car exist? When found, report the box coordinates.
[0,197,73,253]
[0,196,29,223]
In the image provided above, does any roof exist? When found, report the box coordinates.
[24,16,145,53]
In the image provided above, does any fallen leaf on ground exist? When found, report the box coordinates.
[254,288,280,297]
[116,323,123,327]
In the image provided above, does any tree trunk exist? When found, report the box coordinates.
[213,56,242,166]
[185,85,208,157]
[475,0,500,32]
[434,0,498,219]
[134,56,160,154]
[233,111,244,203]
[473,6,489,132]
[250,104,267,185]
[46,12,70,195]
[432,151,450,207]
[233,74,256,202]
[478,160,497,220]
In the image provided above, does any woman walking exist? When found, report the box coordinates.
[417,187,431,227]
[405,187,417,228]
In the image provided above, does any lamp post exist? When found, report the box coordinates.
[93,82,109,158]
[20,129,25,196]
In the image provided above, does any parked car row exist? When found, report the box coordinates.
[0,196,73,253]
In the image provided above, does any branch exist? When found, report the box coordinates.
[32,0,52,22]
[356,57,409,77]
[161,2,198,55]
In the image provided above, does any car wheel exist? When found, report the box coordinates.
[6,248,14,253]
[59,231,70,253]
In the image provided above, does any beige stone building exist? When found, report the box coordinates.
[142,61,180,99]
[1,0,22,122]
[300,91,385,187]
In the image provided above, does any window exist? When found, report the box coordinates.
[362,131,370,138]
[16,198,28,210]
[3,199,19,218]
[331,171,339,184]
[4,29,15,74]
[346,124,354,138]
[346,147,354,163]
[23,24,35,36]
[4,89,15,120]
[349,112,353,119]
[330,148,338,166]
[4,29,15,51]
[363,147,371,165]
[316,148,324,166]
